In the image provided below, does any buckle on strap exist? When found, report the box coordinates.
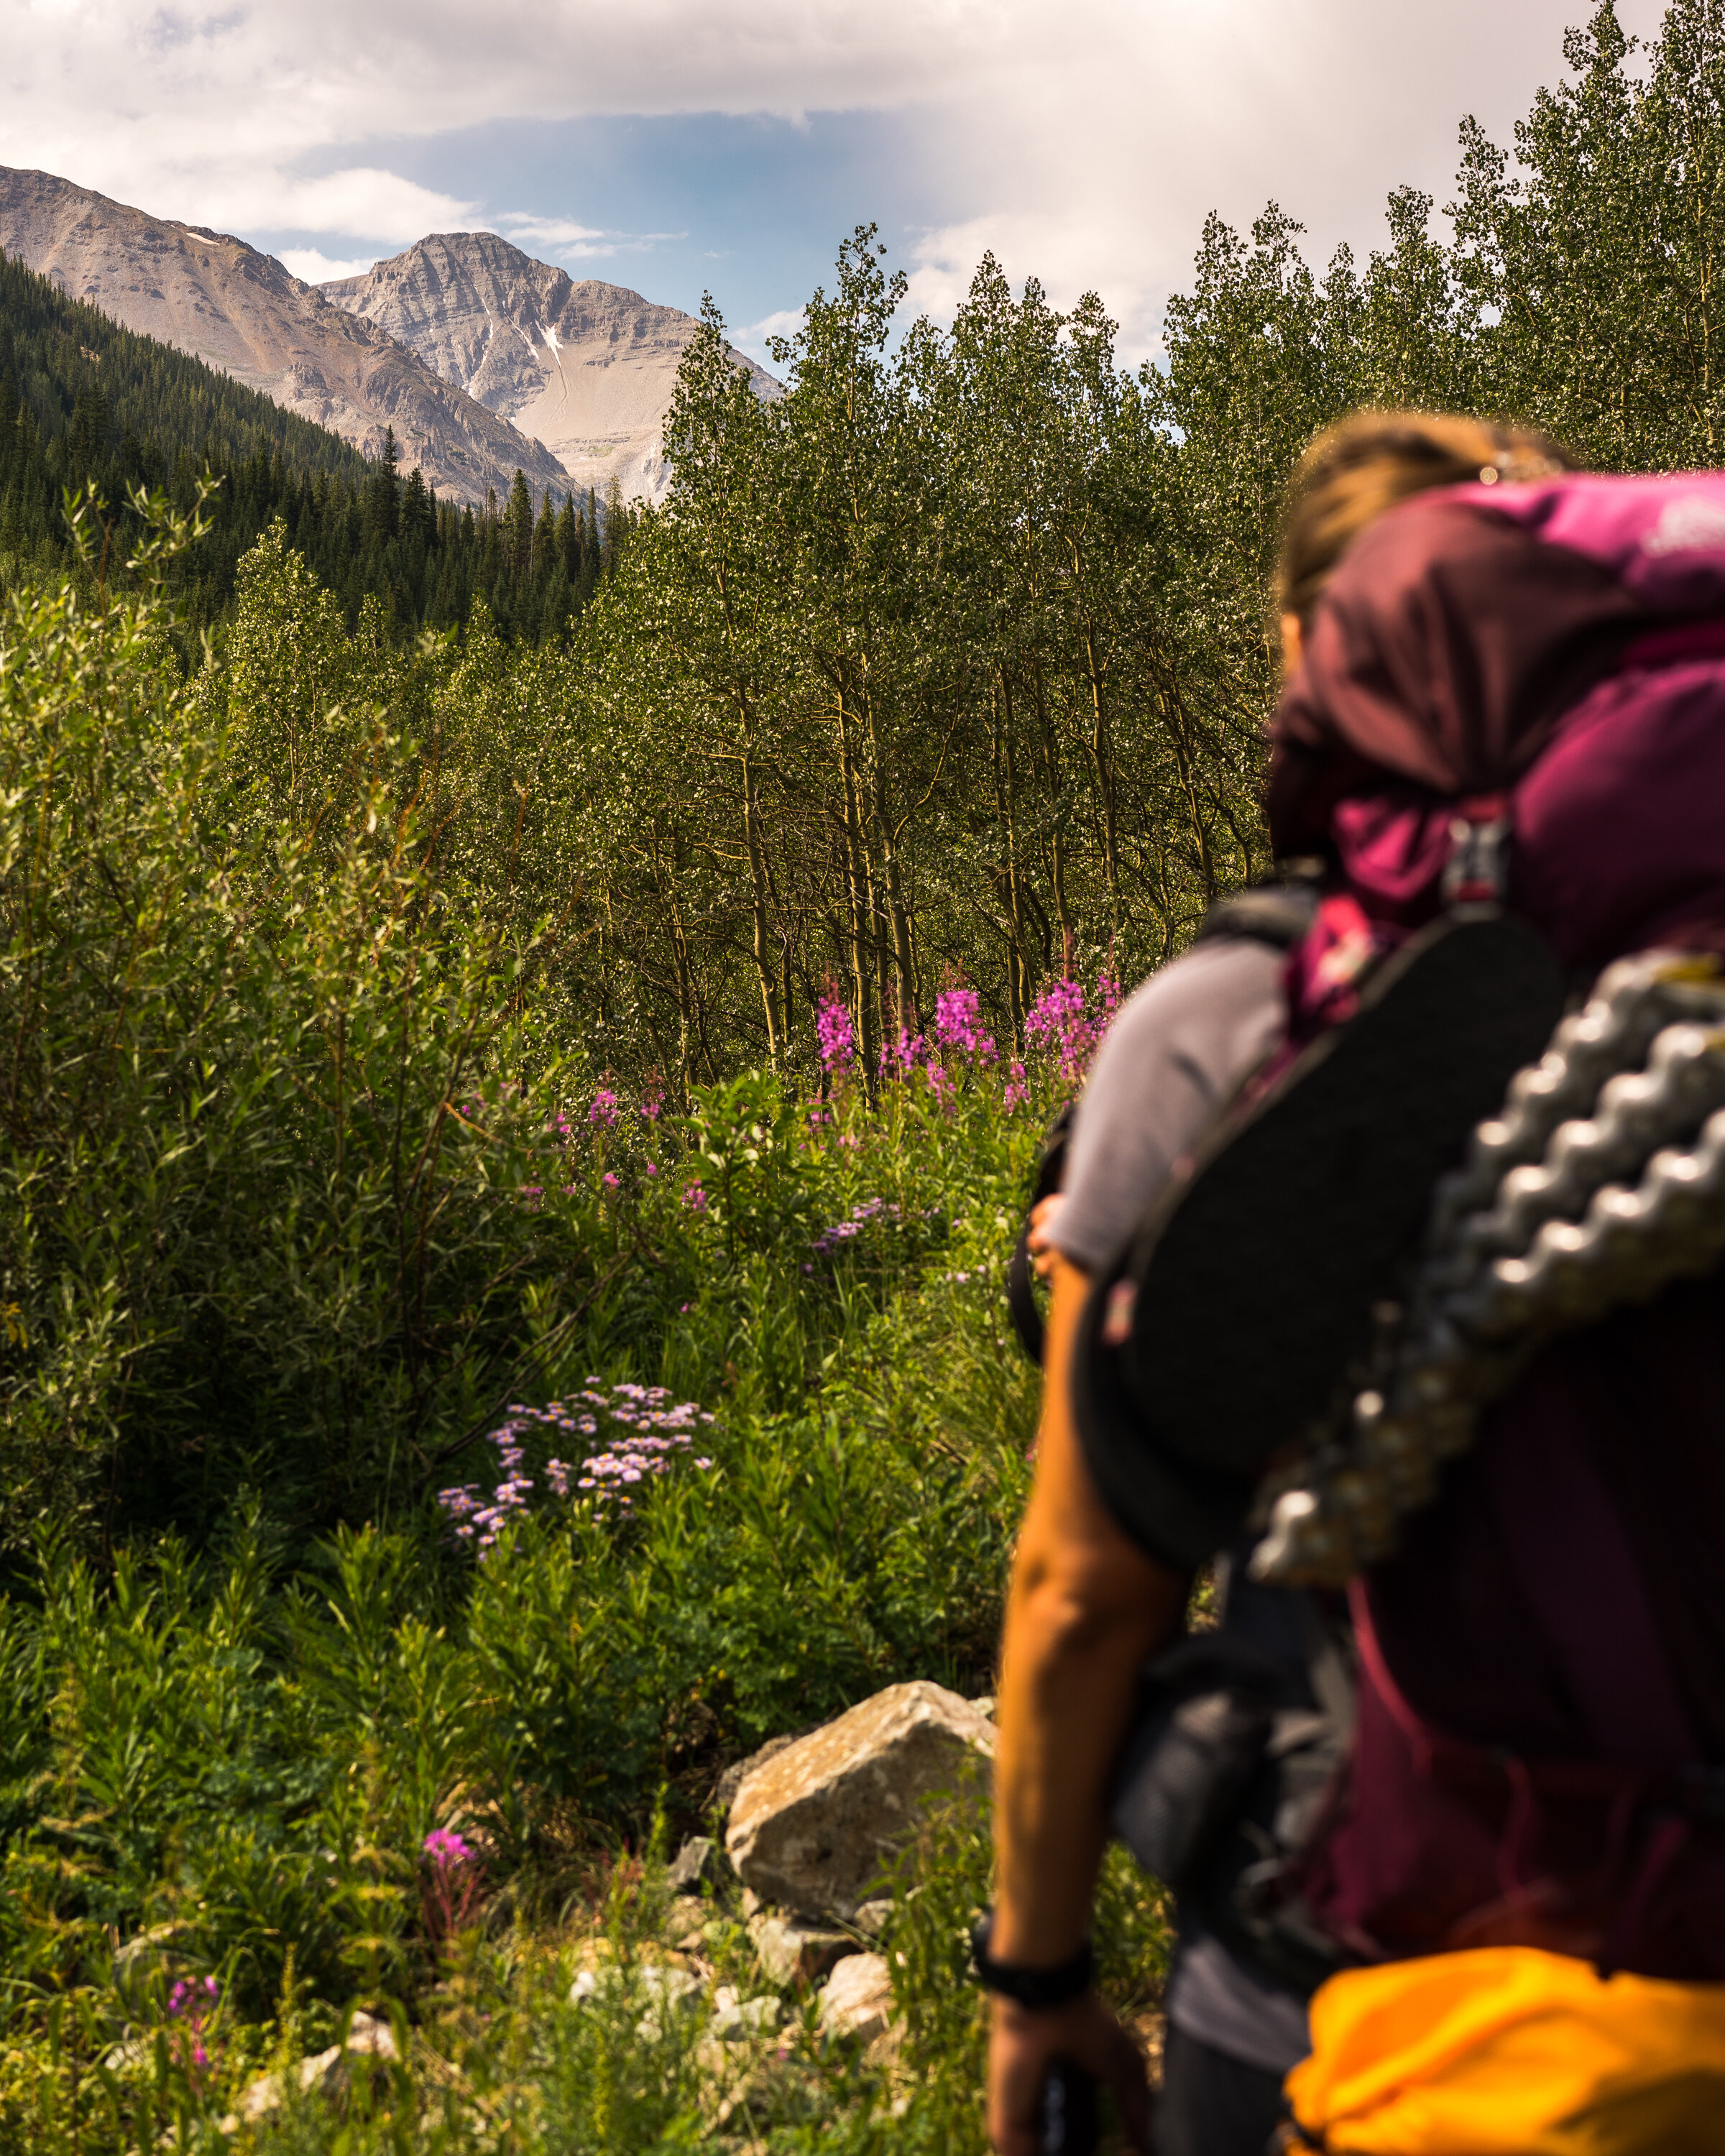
[1443,796,1513,907]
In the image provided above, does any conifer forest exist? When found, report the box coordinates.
[0,5,1718,2149]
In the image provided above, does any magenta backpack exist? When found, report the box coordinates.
[1087,470,1725,1983]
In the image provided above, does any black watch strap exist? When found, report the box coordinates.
[970,1912,1094,2009]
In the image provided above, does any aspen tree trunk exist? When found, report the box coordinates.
[738,743,781,1067]
[1031,658,1074,954]
[715,544,782,1067]
[663,849,699,1106]
[1080,611,1123,934]
[1155,666,1218,905]
[991,669,1030,1038]
[834,697,880,1088]
[860,683,921,1032]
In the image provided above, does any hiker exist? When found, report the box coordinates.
[980,412,1725,2156]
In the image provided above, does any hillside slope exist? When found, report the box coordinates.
[323,233,778,502]
[0,167,567,507]
[0,248,602,646]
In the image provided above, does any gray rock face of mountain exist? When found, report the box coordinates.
[0,167,567,507]
[323,233,778,503]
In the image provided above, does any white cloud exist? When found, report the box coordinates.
[493,213,610,252]
[277,247,379,285]
[892,0,1670,364]
[732,308,806,367]
[272,168,475,241]
[0,0,1673,349]
[491,211,686,262]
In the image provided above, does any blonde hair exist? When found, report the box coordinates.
[1276,410,1578,627]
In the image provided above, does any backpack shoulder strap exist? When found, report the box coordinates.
[1192,881,1320,953]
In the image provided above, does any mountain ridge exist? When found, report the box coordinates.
[0,167,567,507]
[323,233,778,504]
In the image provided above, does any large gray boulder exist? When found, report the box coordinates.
[725,1680,994,1920]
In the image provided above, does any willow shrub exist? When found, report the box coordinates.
[0,497,586,1554]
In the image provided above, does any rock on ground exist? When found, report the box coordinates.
[725,1680,994,1920]
[220,2013,397,2129]
[666,1834,721,1894]
[748,1911,857,1987]
[817,1953,895,2044]
[714,1733,796,1813]
[708,1986,783,2041]
[569,1961,704,2039]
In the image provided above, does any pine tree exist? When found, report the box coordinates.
[402,465,433,551]
[506,469,534,591]
[534,485,558,584]
[367,425,400,545]
[553,490,579,585]
[601,471,630,580]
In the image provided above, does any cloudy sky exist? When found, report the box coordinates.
[1,0,1666,365]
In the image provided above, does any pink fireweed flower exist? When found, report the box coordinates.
[589,1089,620,1130]
[683,1182,708,1212]
[602,1171,619,1189]
[933,987,996,1064]
[811,1197,907,1261]
[420,1827,484,1941]
[878,1026,926,1081]
[1026,977,1102,1084]
[167,1975,221,2079]
[816,992,855,1076]
[1004,1059,1030,1112]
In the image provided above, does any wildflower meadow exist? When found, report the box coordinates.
[0,489,1165,2148]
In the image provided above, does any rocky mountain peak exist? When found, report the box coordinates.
[323,233,778,504]
[0,166,567,507]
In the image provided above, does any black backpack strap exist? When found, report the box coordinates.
[1191,882,1320,953]
[1008,885,1317,1368]
[1008,1104,1075,1365]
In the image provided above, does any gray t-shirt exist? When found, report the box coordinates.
[1051,938,1286,1275]
[1048,936,1310,2077]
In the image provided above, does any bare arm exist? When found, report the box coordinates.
[986,1253,1189,2155]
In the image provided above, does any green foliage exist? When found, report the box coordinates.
[6,8,1725,2145]
[1451,0,1725,468]
[0,250,604,645]
[0,1044,1061,2145]
[0,497,593,1550]
[0,245,366,633]
[575,3,1725,1088]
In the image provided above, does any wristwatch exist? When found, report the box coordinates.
[970,1910,1095,2008]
